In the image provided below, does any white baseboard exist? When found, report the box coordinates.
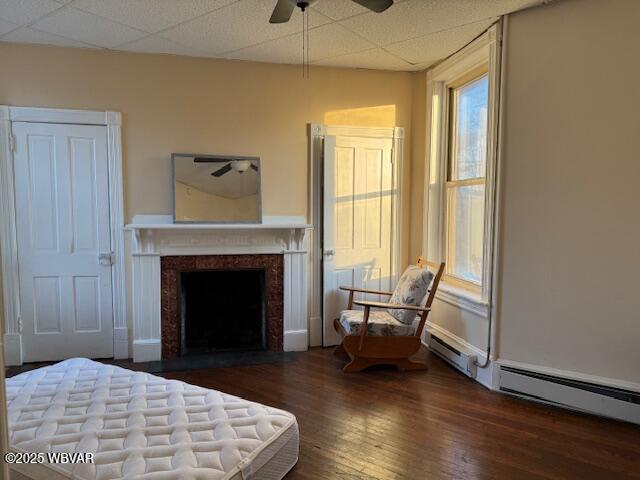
[284,329,308,351]
[475,360,497,390]
[497,361,640,424]
[425,321,487,360]
[497,359,640,395]
[3,333,22,366]
[308,316,322,347]
[132,339,161,363]
[424,323,496,390]
[113,327,129,360]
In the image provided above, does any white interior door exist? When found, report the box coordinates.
[13,122,114,362]
[323,134,394,346]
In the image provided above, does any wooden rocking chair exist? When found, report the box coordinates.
[333,257,445,372]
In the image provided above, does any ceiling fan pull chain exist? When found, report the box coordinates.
[306,8,310,78]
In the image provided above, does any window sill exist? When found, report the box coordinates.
[435,281,490,318]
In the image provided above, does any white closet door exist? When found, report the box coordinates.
[13,122,114,361]
[323,135,394,346]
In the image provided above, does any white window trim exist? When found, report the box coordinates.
[423,24,502,318]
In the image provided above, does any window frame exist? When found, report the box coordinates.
[444,70,489,292]
[422,24,502,317]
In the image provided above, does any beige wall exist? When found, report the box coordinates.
[0,43,417,354]
[497,0,640,383]
[408,71,427,263]
[0,43,413,238]
[409,0,640,384]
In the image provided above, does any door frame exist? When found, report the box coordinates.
[0,106,126,365]
[308,124,404,347]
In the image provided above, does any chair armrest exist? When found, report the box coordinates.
[339,286,394,296]
[353,300,431,313]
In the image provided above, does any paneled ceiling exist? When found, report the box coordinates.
[0,0,546,71]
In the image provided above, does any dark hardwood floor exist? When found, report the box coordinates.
[6,348,640,479]
[161,348,639,480]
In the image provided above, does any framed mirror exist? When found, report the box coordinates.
[172,153,262,223]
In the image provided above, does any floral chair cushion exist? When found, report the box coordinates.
[339,310,418,337]
[387,265,435,325]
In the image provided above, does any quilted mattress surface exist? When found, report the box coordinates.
[6,358,298,480]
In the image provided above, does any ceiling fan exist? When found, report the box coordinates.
[209,160,259,177]
[269,0,394,24]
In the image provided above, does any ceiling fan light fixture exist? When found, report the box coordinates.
[232,160,252,173]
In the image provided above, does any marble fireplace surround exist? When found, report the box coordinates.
[126,215,310,362]
[160,254,284,358]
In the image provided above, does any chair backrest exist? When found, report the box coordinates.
[413,257,445,337]
[416,256,445,309]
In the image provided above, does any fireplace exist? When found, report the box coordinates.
[180,269,267,355]
[161,254,284,358]
[127,218,309,362]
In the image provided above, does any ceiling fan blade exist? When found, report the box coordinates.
[211,163,233,177]
[351,0,394,13]
[270,0,295,23]
[251,164,259,172]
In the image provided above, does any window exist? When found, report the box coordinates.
[423,25,500,314]
[445,74,489,289]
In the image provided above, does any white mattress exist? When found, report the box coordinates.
[5,358,298,480]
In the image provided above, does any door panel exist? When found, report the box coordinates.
[335,146,355,250]
[33,276,62,333]
[13,122,114,361]
[70,137,99,252]
[73,276,101,332]
[323,134,394,346]
[28,134,59,251]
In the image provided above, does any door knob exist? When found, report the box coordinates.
[324,249,335,257]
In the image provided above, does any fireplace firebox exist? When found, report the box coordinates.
[180,269,266,355]
[160,254,284,359]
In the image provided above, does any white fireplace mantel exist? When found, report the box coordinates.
[125,215,311,362]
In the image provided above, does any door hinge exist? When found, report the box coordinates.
[17,315,23,334]
[9,133,16,153]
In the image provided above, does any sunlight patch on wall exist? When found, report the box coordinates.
[324,105,396,127]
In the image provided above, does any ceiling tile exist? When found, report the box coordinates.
[72,0,238,34]
[311,0,386,21]
[225,23,375,65]
[316,47,412,71]
[116,34,207,57]
[340,0,543,46]
[1,26,97,48]
[386,18,496,66]
[0,0,548,71]
[311,0,410,21]
[31,7,147,48]
[0,18,19,35]
[0,0,61,25]
[161,0,332,56]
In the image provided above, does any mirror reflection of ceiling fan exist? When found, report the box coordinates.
[269,0,394,23]
[192,157,258,177]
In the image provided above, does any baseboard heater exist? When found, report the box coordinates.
[498,366,640,424]
[427,334,477,378]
